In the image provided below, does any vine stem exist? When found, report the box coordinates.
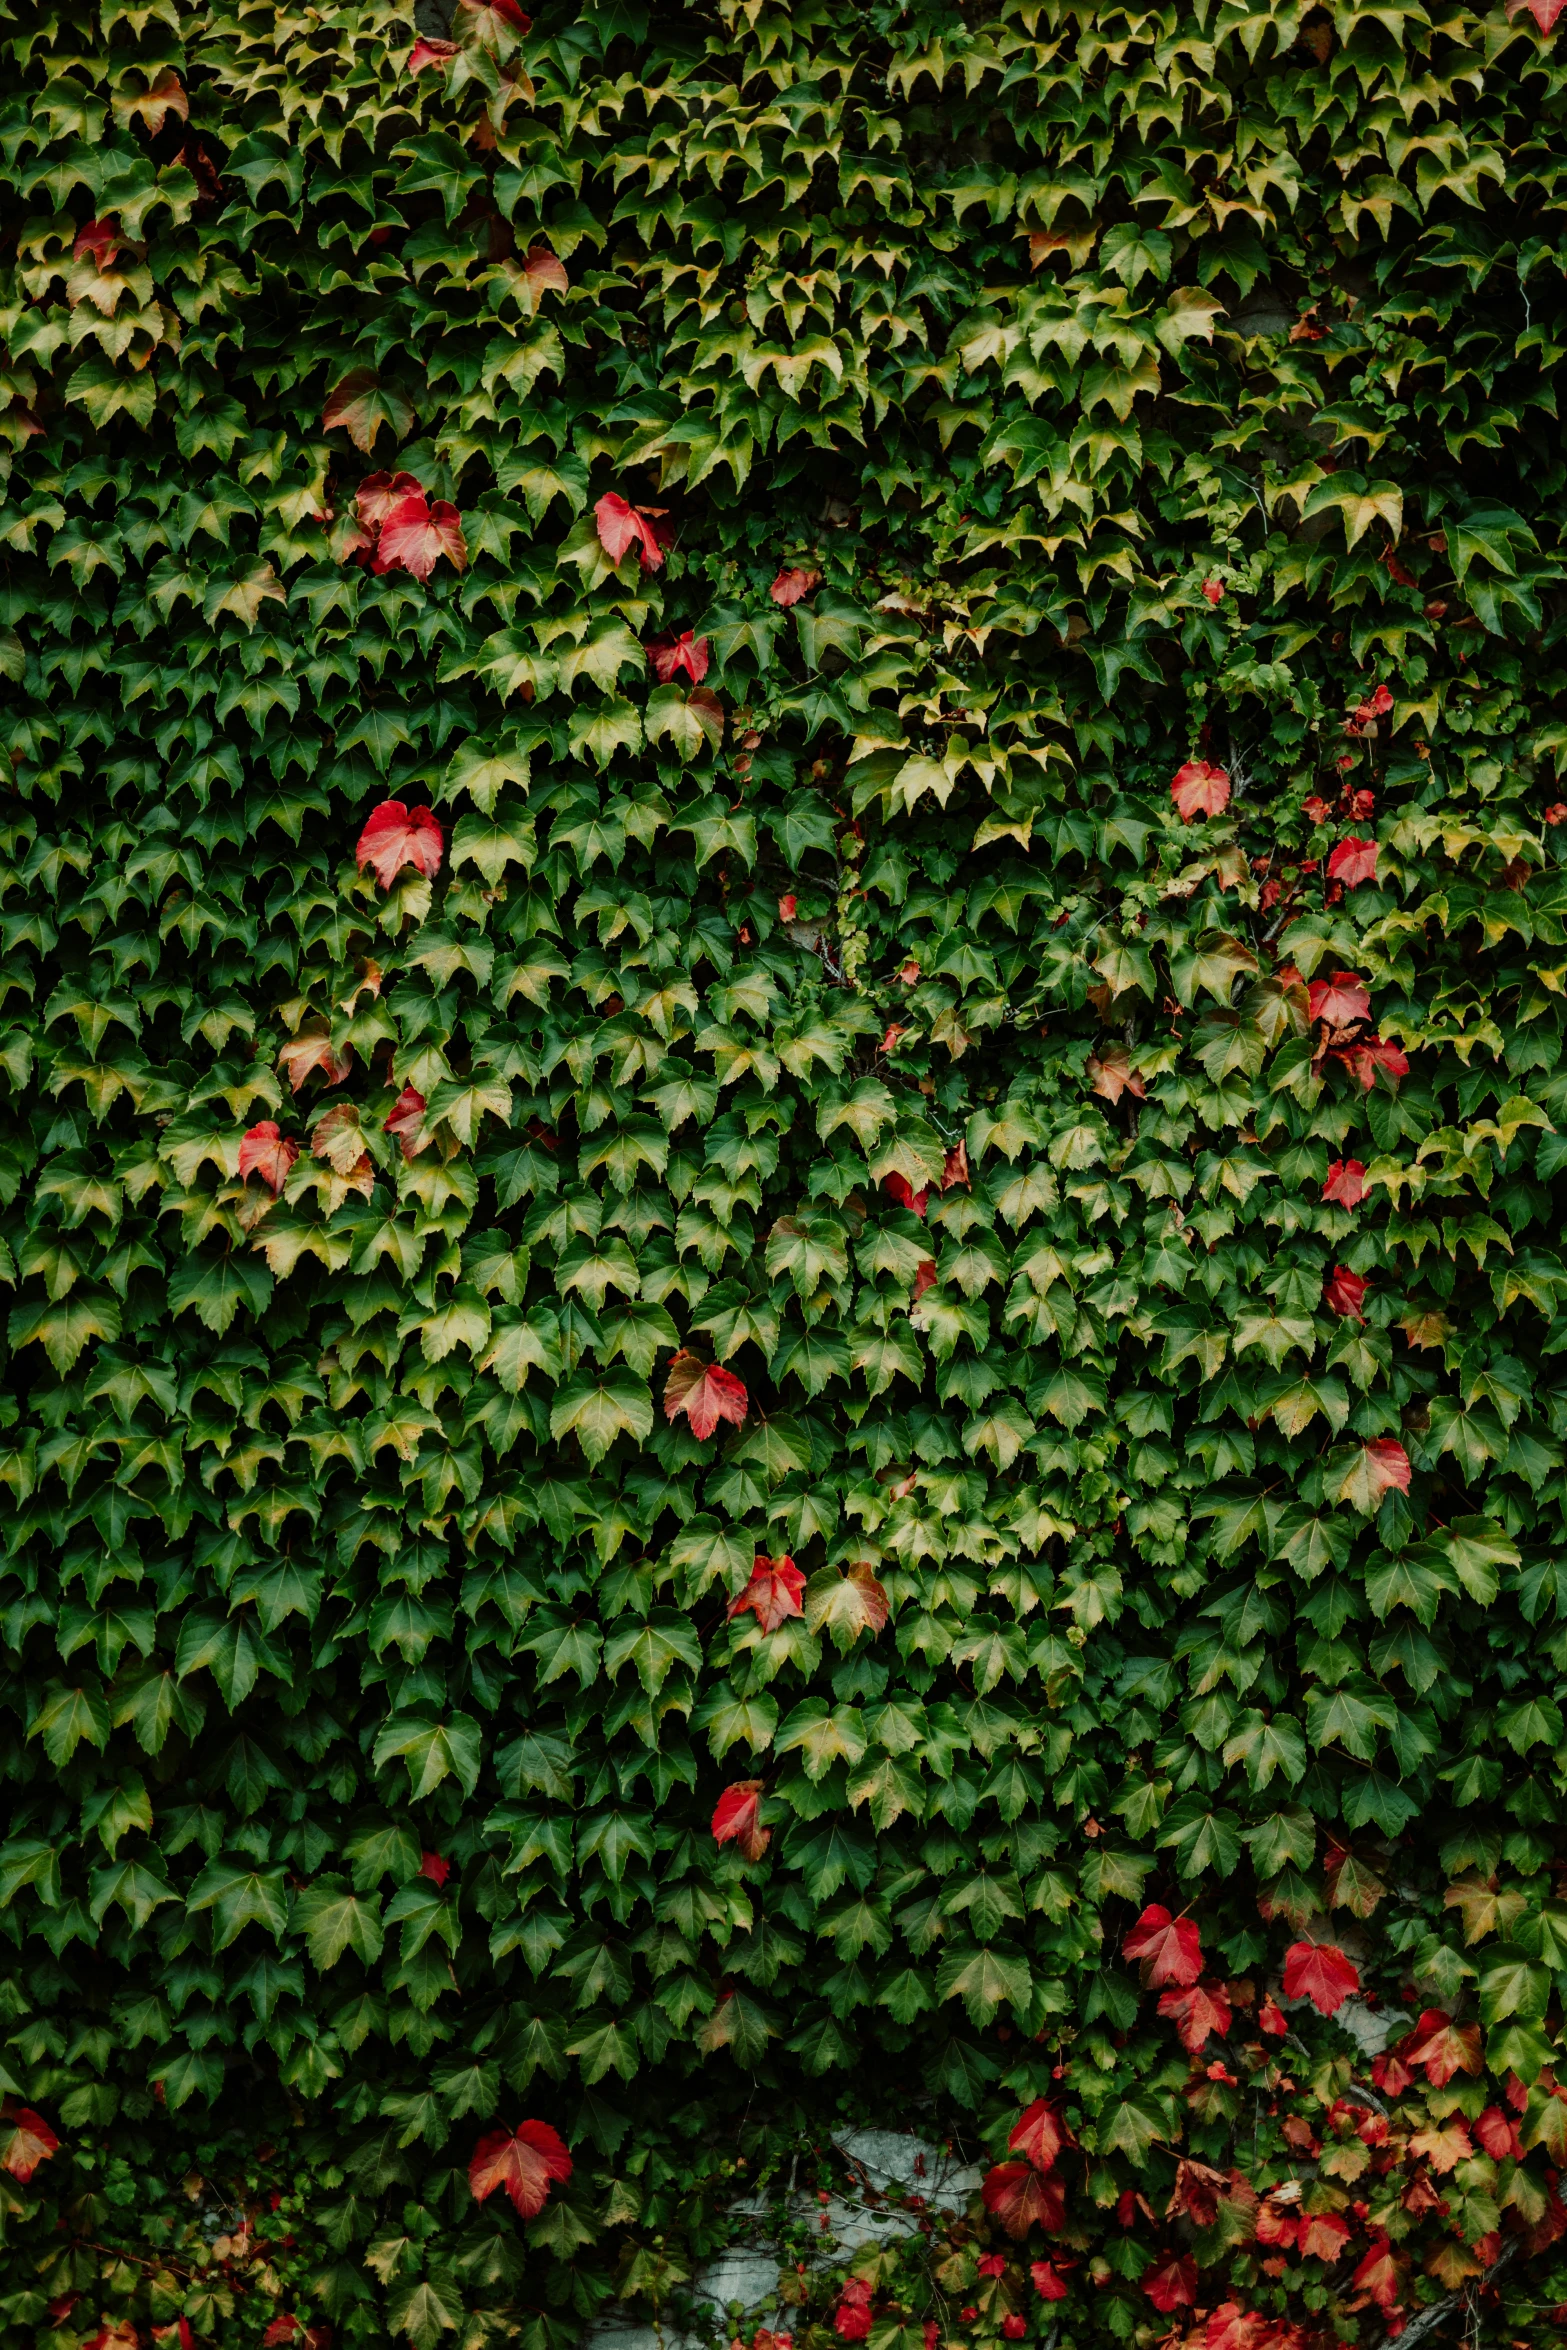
[1372,2236,1520,2350]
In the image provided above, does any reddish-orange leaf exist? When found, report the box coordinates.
[595,490,671,572]
[727,1554,806,1634]
[1322,1265,1367,1321]
[1201,578,1223,605]
[941,1140,970,1190]
[356,800,444,888]
[1257,1994,1286,2037]
[0,2105,59,2182]
[770,565,821,605]
[468,2119,572,2216]
[912,1258,937,1302]
[1299,2212,1351,2262]
[711,1780,769,1860]
[407,33,459,69]
[1087,1045,1146,1104]
[277,1034,353,1093]
[239,1120,298,1196]
[1340,1033,1410,1091]
[882,1171,929,1217]
[1350,680,1395,726]
[1281,1939,1359,2014]
[1157,1980,1232,2052]
[1030,2261,1069,2302]
[1307,969,1371,1025]
[1008,2099,1073,2172]
[1141,2254,1197,2313]
[1327,835,1378,888]
[1475,2105,1519,2160]
[356,469,423,531]
[981,2162,1067,2238]
[383,1084,431,1161]
[778,893,798,920]
[263,2321,301,2346]
[646,630,710,683]
[1403,2008,1482,2086]
[1362,1436,1412,1497]
[523,244,567,294]
[1322,1157,1366,1209]
[75,217,126,267]
[1205,2304,1267,2350]
[1123,1903,1202,1988]
[663,1349,748,1440]
[1171,759,1231,819]
[375,492,466,580]
[1410,2117,1474,2174]
[1351,2235,1403,2312]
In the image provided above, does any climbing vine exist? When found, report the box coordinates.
[4,0,1567,2342]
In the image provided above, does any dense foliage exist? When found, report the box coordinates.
[6,0,1567,2341]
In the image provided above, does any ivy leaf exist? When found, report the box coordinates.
[980,2161,1067,2237]
[727,1554,806,1632]
[469,2120,573,2217]
[357,802,444,888]
[322,369,416,454]
[1123,1904,1201,1987]
[1282,1940,1359,2014]
[293,1878,386,1968]
[0,2106,60,2182]
[1170,760,1230,820]
[663,1350,748,1440]
[711,1781,769,1860]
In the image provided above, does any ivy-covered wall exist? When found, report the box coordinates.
[5,0,1567,2343]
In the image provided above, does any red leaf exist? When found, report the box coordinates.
[1350,2234,1403,2312]
[276,1034,354,1093]
[1258,1995,1287,2037]
[75,217,126,266]
[1281,1939,1360,2015]
[1307,969,1371,1025]
[1204,2304,1268,2350]
[1361,1436,1412,1498]
[1171,759,1231,819]
[1157,1980,1232,2052]
[383,1084,431,1161]
[1201,578,1223,605]
[418,1850,451,1887]
[374,492,467,580]
[770,565,820,605]
[981,2162,1067,2238]
[646,630,710,684]
[1008,2099,1073,2173]
[355,470,423,531]
[0,2105,59,2182]
[882,1171,929,1217]
[1322,1157,1366,1209]
[663,1350,748,1441]
[941,1140,970,1191]
[264,2322,302,2346]
[976,2254,1007,2279]
[712,1781,769,1861]
[595,490,672,572]
[239,1120,299,1196]
[1322,1266,1367,1322]
[1340,1033,1409,1091]
[778,893,798,920]
[407,33,459,70]
[523,244,568,294]
[912,1258,937,1302]
[1402,2008,1483,2087]
[1350,681,1395,726]
[1327,835,1379,888]
[1123,1903,1202,1988]
[356,800,444,889]
[1475,2105,1520,2160]
[1141,2253,1198,2313]
[1299,2211,1351,2261]
[1029,2261,1069,2302]
[834,2307,871,2344]
[468,2120,572,2217]
[727,1554,806,1634]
